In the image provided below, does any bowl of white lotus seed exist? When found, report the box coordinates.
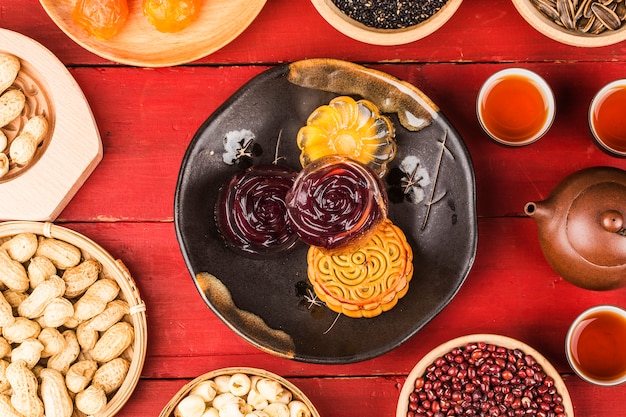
[159,367,320,417]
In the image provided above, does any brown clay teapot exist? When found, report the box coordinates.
[524,166,626,291]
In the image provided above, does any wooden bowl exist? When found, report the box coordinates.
[0,28,102,221]
[511,0,626,47]
[0,220,148,417]
[159,367,320,417]
[310,0,463,45]
[396,334,574,417]
[38,0,267,67]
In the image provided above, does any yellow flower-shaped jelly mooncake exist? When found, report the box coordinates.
[297,96,396,177]
[307,218,413,318]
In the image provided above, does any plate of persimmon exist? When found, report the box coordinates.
[174,59,478,364]
[38,0,267,67]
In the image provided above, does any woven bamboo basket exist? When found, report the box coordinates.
[0,220,147,417]
[159,367,320,417]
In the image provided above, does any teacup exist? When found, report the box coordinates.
[589,79,626,157]
[565,305,626,386]
[477,68,555,146]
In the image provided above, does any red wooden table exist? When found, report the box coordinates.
[2,0,626,416]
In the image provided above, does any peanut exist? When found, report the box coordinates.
[9,115,48,166]
[0,89,25,129]
[17,275,65,318]
[0,290,15,327]
[3,317,40,344]
[0,153,8,178]
[0,393,23,417]
[27,256,56,290]
[39,297,74,328]
[0,54,20,94]
[0,360,9,392]
[0,233,38,263]
[37,328,66,358]
[76,321,99,351]
[47,330,80,375]
[65,360,97,394]
[75,385,107,415]
[73,278,120,321]
[88,299,130,332]
[3,289,27,308]
[35,238,81,270]
[91,321,134,363]
[40,368,73,417]
[61,258,101,298]
[0,249,29,292]
[92,357,129,394]
[0,337,10,358]
[6,360,44,417]
[9,338,43,369]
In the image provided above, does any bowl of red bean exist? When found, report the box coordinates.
[310,0,463,45]
[396,334,574,417]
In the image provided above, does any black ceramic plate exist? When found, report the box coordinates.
[174,59,477,364]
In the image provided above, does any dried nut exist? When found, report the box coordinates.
[75,385,107,415]
[3,289,28,308]
[257,378,286,403]
[0,89,25,128]
[47,330,80,375]
[0,249,29,292]
[0,153,8,178]
[9,115,48,166]
[62,259,101,298]
[92,357,130,394]
[37,327,66,358]
[40,368,73,417]
[65,360,97,394]
[175,394,206,417]
[73,278,120,321]
[35,238,81,270]
[0,337,11,358]
[0,359,9,391]
[91,321,134,363]
[17,275,65,318]
[76,321,99,351]
[39,297,74,328]
[9,338,43,369]
[88,299,130,331]
[229,373,251,397]
[189,380,218,403]
[1,233,38,263]
[265,402,290,416]
[27,256,56,290]
[0,54,20,94]
[0,393,23,417]
[0,291,15,327]
[6,360,44,417]
[0,131,6,152]
[3,317,41,344]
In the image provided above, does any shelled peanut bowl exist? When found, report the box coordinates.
[310,0,463,45]
[0,220,147,417]
[159,367,320,417]
[396,334,574,417]
[511,0,626,47]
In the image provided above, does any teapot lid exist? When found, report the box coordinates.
[567,181,626,267]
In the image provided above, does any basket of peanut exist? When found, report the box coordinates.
[0,220,147,417]
[159,367,320,417]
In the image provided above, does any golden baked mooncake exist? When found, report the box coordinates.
[307,219,413,318]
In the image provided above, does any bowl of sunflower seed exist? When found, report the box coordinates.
[512,0,626,47]
[310,0,463,45]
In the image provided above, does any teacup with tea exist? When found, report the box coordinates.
[566,305,626,386]
[477,68,555,146]
[589,79,626,157]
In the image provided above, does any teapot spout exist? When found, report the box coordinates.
[524,200,552,221]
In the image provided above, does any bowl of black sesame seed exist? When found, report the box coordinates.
[512,0,626,48]
[310,0,464,45]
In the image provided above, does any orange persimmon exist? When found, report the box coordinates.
[72,0,129,40]
[142,0,202,33]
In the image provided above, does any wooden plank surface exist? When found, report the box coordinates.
[2,0,626,416]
